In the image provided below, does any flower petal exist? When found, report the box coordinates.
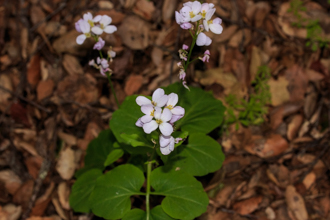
[167,93,178,107]
[203,20,209,32]
[160,108,172,122]
[205,8,215,20]
[104,25,117,34]
[141,115,153,123]
[159,122,173,136]
[141,104,154,115]
[93,15,102,22]
[191,14,202,22]
[76,34,86,45]
[91,26,103,35]
[175,11,183,24]
[213,17,222,24]
[159,135,171,148]
[136,96,151,106]
[100,15,112,25]
[169,114,183,124]
[171,106,185,115]
[143,120,158,134]
[83,12,93,21]
[205,35,212,46]
[210,23,223,34]
[169,137,175,151]
[191,1,201,14]
[156,95,168,107]
[79,20,90,33]
[135,118,143,127]
[196,32,206,46]
[154,107,162,119]
[160,144,172,155]
[152,88,165,103]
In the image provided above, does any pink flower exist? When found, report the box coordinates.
[93,37,105,50]
[200,50,210,62]
[180,22,192,29]
[182,44,189,50]
[196,32,212,46]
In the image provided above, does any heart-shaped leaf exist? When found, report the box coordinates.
[75,129,117,177]
[162,133,224,176]
[122,206,176,220]
[89,164,145,219]
[150,167,209,220]
[164,83,225,134]
[69,169,102,213]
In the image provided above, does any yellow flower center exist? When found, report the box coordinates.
[88,20,94,27]
[166,105,173,110]
[151,101,157,106]
[156,119,163,125]
[85,32,91,37]
[189,11,195,18]
[150,109,155,117]
[201,11,206,18]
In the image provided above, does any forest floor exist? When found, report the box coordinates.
[0,0,330,219]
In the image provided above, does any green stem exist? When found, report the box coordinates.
[98,50,120,108]
[184,21,199,71]
[146,161,152,220]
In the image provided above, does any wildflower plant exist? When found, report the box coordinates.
[75,12,119,106]
[175,2,223,88]
[70,3,225,220]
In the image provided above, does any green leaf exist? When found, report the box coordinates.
[104,149,124,167]
[76,129,117,177]
[69,169,102,213]
[163,133,224,176]
[150,168,209,220]
[89,164,145,219]
[110,95,154,147]
[164,83,225,134]
[122,206,176,220]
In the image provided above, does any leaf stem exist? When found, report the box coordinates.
[146,161,152,220]
[98,50,120,108]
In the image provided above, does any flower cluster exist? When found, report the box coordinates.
[75,12,117,76]
[75,12,117,47]
[136,88,185,155]
[175,1,223,46]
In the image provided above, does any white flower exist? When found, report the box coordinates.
[136,88,168,108]
[159,135,175,155]
[83,12,99,26]
[203,17,223,34]
[76,20,91,45]
[140,104,156,123]
[196,32,212,46]
[97,57,110,75]
[169,114,184,124]
[135,118,144,127]
[143,108,173,136]
[166,93,185,116]
[92,15,117,35]
[175,6,191,24]
[200,3,215,19]
[183,1,202,22]
[93,37,105,50]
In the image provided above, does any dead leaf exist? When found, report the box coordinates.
[228,29,251,48]
[56,147,76,180]
[162,0,177,23]
[0,74,13,112]
[265,207,276,220]
[133,0,155,20]
[268,76,290,106]
[31,182,55,216]
[98,1,114,9]
[0,204,22,220]
[215,25,238,43]
[62,54,84,75]
[285,65,308,103]
[303,84,317,119]
[13,180,34,209]
[245,134,289,158]
[57,131,77,146]
[37,79,55,101]
[55,74,98,105]
[233,196,263,215]
[24,155,43,179]
[287,114,304,140]
[58,182,70,210]
[52,30,90,56]
[96,10,126,24]
[249,46,262,83]
[0,170,22,195]
[124,74,143,95]
[27,54,41,87]
[118,16,149,50]
[303,172,316,190]
[285,185,308,220]
[51,198,67,220]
